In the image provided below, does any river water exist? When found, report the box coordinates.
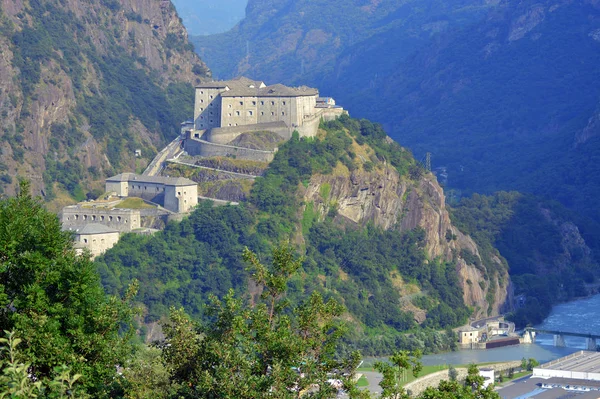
[368,294,600,367]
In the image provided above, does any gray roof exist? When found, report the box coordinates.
[68,223,119,235]
[222,83,318,98]
[106,173,197,187]
[196,76,265,90]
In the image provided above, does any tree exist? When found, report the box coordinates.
[0,181,138,397]
[374,350,423,399]
[161,244,363,398]
[526,358,539,371]
[448,365,458,381]
[418,364,501,399]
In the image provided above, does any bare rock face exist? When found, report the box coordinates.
[303,164,511,318]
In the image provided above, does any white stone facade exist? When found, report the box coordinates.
[106,173,198,213]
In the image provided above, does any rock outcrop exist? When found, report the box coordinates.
[302,163,511,319]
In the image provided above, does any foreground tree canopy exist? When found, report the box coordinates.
[0,181,137,397]
[0,184,501,399]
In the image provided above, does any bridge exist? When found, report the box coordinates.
[523,328,600,350]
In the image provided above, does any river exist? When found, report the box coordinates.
[367,294,600,367]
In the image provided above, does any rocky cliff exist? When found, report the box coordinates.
[301,143,511,319]
[0,0,209,206]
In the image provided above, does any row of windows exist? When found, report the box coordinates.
[129,185,164,192]
[224,111,284,117]
[226,100,287,107]
[67,214,131,223]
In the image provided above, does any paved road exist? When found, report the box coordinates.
[143,136,183,176]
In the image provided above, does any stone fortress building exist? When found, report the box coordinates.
[184,77,345,160]
[105,173,198,213]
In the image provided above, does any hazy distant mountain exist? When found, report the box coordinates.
[172,0,247,36]
[193,0,600,224]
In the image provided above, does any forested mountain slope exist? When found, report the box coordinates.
[96,116,511,355]
[194,0,600,224]
[0,0,210,206]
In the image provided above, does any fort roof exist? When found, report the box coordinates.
[196,76,266,90]
[222,83,318,98]
[65,223,119,235]
[106,173,197,187]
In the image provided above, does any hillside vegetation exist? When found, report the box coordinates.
[0,0,210,205]
[97,115,504,355]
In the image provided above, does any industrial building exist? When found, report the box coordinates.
[497,351,600,399]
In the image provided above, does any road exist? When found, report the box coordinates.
[143,136,183,176]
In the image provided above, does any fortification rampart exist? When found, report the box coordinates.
[184,137,276,162]
[61,206,141,233]
[205,121,290,144]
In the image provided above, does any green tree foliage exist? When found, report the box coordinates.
[160,245,362,399]
[0,331,89,398]
[375,350,422,399]
[97,117,471,355]
[418,364,500,399]
[0,181,137,396]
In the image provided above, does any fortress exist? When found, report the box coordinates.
[183,77,345,160]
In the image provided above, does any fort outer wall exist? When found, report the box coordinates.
[61,206,141,233]
[203,121,290,144]
[184,136,276,162]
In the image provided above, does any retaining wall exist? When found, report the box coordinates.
[184,138,276,162]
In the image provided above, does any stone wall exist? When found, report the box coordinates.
[403,361,522,397]
[204,121,290,144]
[61,206,141,233]
[75,231,120,258]
[184,137,276,162]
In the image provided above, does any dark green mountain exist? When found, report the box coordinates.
[193,0,600,224]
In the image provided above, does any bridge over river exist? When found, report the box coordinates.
[523,328,600,350]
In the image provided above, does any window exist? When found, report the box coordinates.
[178,191,181,196]
[261,101,264,105]
[228,104,232,108]
[228,113,232,117]
[200,124,204,127]
[83,215,87,220]
[209,95,213,99]
[210,111,213,115]
[84,238,88,243]
[252,101,256,106]
[200,116,204,119]
[200,99,204,103]
[210,120,213,123]
[109,216,113,221]
[200,107,204,111]
[282,111,285,115]
[282,101,286,105]
[239,101,243,106]
[92,215,96,221]
[210,103,213,107]
[261,112,264,116]
[117,216,121,222]
[248,111,253,116]
[236,111,240,116]
[200,91,204,94]
[100,216,104,221]
[228,123,232,126]
[75,214,79,220]
[271,101,275,105]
